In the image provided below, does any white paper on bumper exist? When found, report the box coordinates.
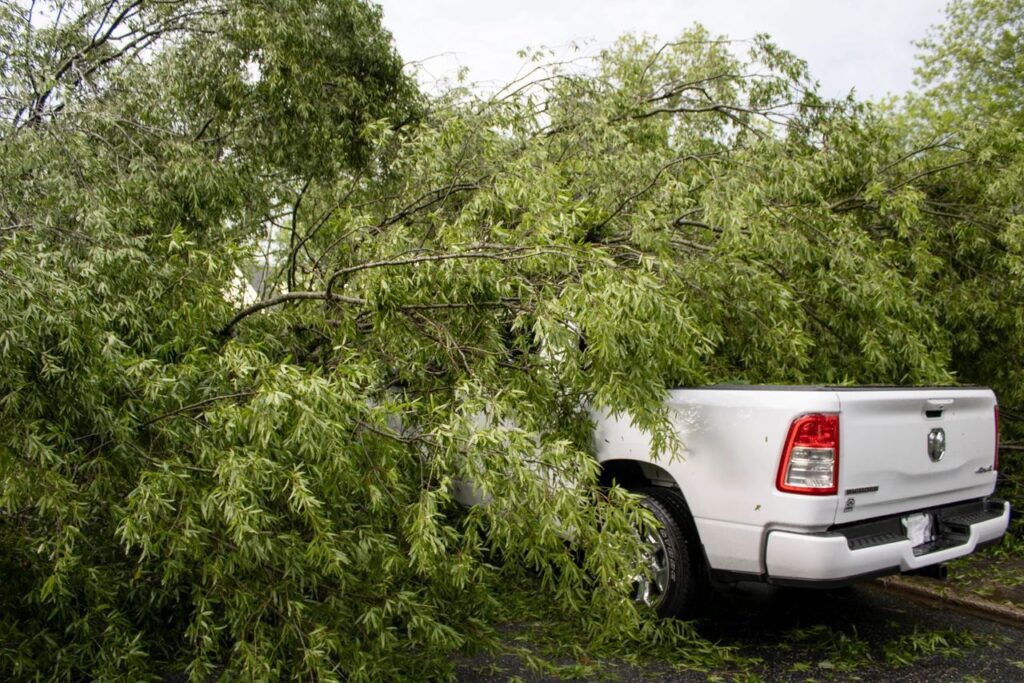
[902,512,935,547]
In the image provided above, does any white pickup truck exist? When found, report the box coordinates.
[592,386,1009,616]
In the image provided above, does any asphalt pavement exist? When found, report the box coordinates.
[458,580,1024,681]
[698,580,1024,682]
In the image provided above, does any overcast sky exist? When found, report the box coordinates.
[375,0,950,100]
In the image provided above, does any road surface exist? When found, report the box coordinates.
[458,580,1024,681]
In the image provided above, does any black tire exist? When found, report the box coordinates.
[634,486,709,618]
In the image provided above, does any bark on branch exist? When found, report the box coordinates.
[219,288,525,338]
[323,245,563,298]
[219,291,366,337]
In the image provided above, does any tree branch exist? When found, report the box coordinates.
[219,291,366,337]
[324,245,554,298]
[287,177,312,292]
[376,180,481,230]
[591,154,717,233]
[142,391,256,427]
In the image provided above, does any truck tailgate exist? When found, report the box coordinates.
[835,388,998,524]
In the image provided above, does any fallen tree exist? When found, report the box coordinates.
[1,1,1022,679]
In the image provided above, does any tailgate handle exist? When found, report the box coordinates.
[924,398,954,418]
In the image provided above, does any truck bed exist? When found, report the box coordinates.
[592,385,1003,580]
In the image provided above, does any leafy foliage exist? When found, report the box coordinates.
[1,0,1023,680]
[915,0,1024,126]
[778,623,981,675]
[911,0,1024,501]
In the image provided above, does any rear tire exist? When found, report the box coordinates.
[634,486,709,617]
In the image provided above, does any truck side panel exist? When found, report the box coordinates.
[593,389,841,575]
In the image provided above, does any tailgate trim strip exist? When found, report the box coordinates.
[832,498,1006,551]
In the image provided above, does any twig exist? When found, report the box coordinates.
[142,391,256,427]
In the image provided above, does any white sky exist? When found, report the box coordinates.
[375,0,950,100]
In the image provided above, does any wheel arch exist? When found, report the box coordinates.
[598,457,681,493]
[599,458,714,581]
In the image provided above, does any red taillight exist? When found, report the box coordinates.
[777,414,839,495]
[995,405,1000,471]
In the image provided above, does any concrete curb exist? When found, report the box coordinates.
[873,575,1024,630]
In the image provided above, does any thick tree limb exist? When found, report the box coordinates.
[219,291,366,337]
[286,177,312,292]
[219,288,524,337]
[323,245,563,298]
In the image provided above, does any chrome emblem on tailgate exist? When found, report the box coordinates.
[927,428,946,462]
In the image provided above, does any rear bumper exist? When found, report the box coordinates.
[764,498,1010,587]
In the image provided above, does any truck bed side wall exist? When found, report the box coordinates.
[593,389,842,575]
